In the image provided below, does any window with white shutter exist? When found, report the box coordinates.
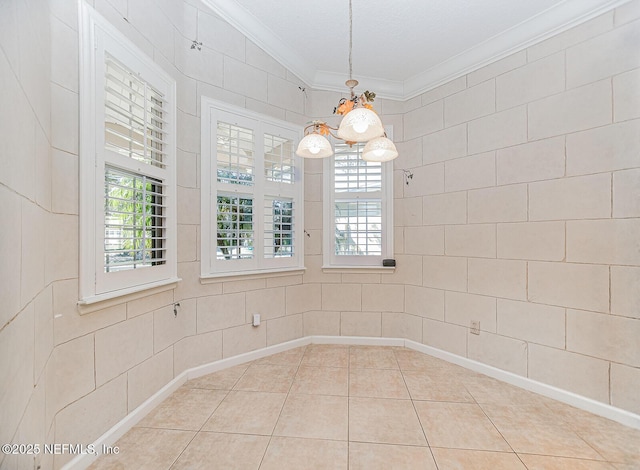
[201,99,303,278]
[79,4,178,304]
[323,130,394,268]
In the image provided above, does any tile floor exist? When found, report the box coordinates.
[88,345,640,469]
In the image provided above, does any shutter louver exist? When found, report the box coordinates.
[104,166,167,271]
[105,55,167,168]
[264,197,294,258]
[333,142,383,256]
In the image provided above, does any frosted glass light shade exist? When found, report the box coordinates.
[362,136,399,162]
[337,107,384,142]
[296,133,333,158]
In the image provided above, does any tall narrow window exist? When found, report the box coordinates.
[79,4,177,304]
[323,132,394,268]
[201,99,303,278]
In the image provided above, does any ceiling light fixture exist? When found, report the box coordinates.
[296,0,398,162]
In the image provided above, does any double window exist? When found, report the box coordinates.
[323,133,394,268]
[79,4,178,303]
[201,100,303,277]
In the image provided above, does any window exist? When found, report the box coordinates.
[323,132,394,268]
[201,99,303,278]
[79,4,178,304]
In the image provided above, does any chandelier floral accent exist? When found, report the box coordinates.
[295,0,398,162]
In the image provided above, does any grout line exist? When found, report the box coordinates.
[564,308,567,350]
[166,385,232,469]
[477,404,518,456]
[610,76,614,123]
[608,361,612,406]
[256,344,307,469]
[393,348,433,453]
[608,266,612,313]
[525,261,529,302]
[563,135,567,178]
[610,172,614,219]
[526,183,530,222]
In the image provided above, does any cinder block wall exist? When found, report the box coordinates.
[387,3,640,413]
[1,1,639,469]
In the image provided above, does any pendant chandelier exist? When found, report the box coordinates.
[295,0,398,162]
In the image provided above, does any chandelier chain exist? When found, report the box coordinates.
[348,0,353,81]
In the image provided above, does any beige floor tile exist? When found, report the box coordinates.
[260,436,348,470]
[253,346,306,366]
[349,397,427,446]
[393,347,456,372]
[575,425,640,465]
[481,403,570,431]
[201,390,286,435]
[170,432,269,470]
[274,394,348,440]
[492,423,604,460]
[300,344,349,368]
[233,364,297,393]
[184,363,250,390]
[518,454,617,469]
[349,442,437,470]
[544,400,636,435]
[87,427,195,470]
[289,366,349,396]
[414,401,511,451]
[136,388,227,431]
[402,370,475,402]
[87,345,640,470]
[431,448,527,470]
[349,368,410,399]
[350,346,399,369]
[545,403,606,431]
[462,374,548,406]
[557,406,640,465]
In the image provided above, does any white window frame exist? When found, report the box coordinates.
[201,98,304,279]
[323,127,394,269]
[78,4,178,305]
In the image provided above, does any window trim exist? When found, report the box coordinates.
[200,98,304,279]
[322,127,394,269]
[78,3,179,305]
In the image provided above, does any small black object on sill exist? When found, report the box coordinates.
[382,259,396,267]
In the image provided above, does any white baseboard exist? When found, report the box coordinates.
[63,337,312,470]
[64,335,640,469]
[402,339,640,431]
[186,337,312,381]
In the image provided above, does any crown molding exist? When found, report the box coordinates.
[200,0,632,101]
[199,0,316,86]
[402,0,632,100]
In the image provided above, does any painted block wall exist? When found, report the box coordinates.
[384,4,640,414]
[0,0,639,469]
[0,0,55,468]
[2,0,313,468]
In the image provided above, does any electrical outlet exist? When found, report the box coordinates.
[252,313,261,327]
[470,320,480,335]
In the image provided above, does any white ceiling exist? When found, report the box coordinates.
[202,0,629,100]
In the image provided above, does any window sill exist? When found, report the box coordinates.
[200,267,306,283]
[77,277,181,314]
[322,266,396,274]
